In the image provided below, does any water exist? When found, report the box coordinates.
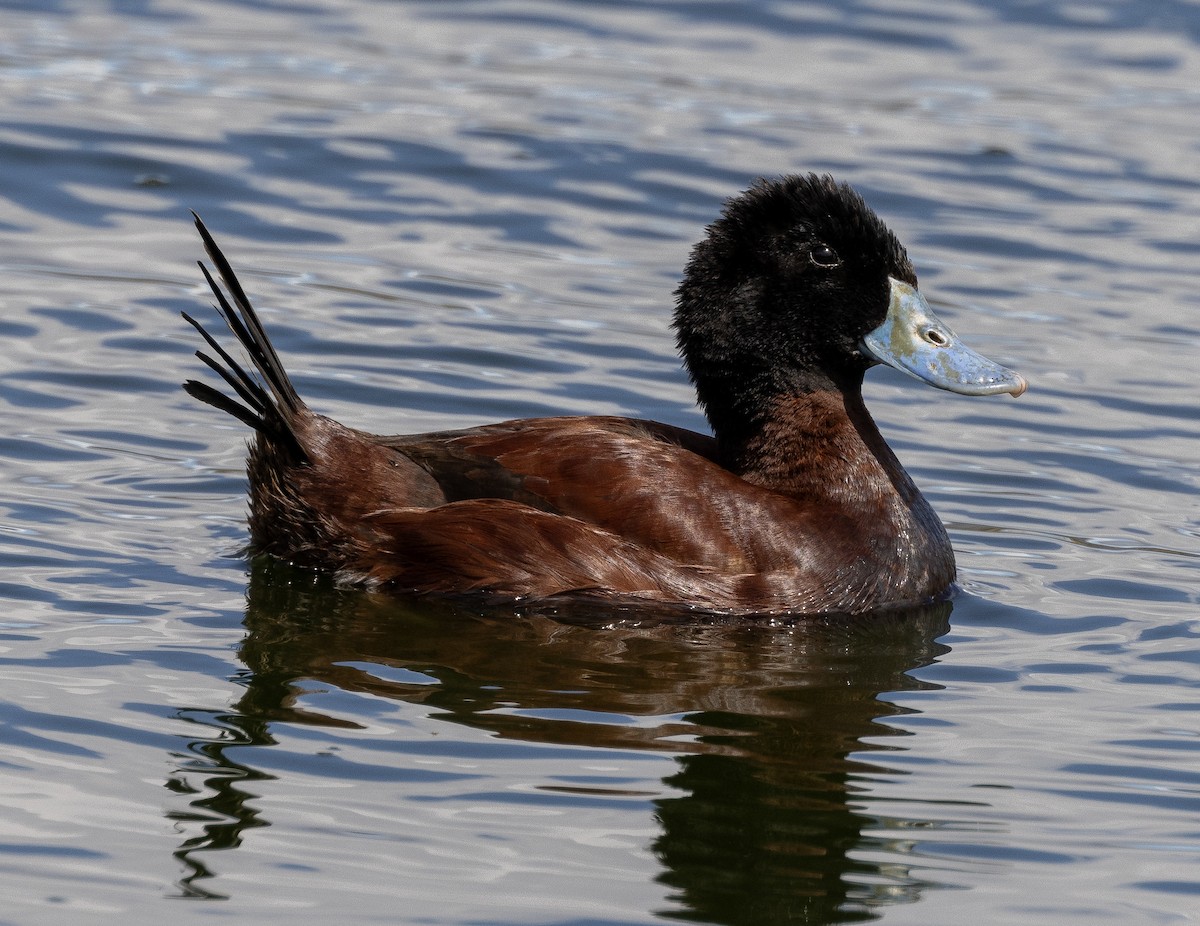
[1,1,1198,923]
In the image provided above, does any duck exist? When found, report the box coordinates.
[183,174,1025,616]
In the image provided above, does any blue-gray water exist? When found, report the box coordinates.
[1,2,1198,923]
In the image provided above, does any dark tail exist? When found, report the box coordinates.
[182,214,308,462]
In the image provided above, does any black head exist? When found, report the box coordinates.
[674,174,917,441]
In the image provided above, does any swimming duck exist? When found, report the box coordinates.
[183,174,1025,615]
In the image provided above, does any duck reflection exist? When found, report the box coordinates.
[173,558,952,921]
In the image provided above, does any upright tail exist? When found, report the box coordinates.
[182,215,308,462]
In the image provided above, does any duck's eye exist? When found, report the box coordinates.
[808,244,840,268]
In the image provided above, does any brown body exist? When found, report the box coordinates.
[241,398,952,614]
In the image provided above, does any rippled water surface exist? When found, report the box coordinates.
[2,1,1199,923]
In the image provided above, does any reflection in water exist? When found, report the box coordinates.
[167,710,277,900]
[171,559,956,921]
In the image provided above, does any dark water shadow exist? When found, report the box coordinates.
[170,559,958,922]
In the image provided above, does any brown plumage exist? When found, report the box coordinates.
[183,175,1025,615]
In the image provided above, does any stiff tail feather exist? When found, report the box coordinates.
[182,214,308,462]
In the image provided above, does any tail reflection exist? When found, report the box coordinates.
[168,708,276,899]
